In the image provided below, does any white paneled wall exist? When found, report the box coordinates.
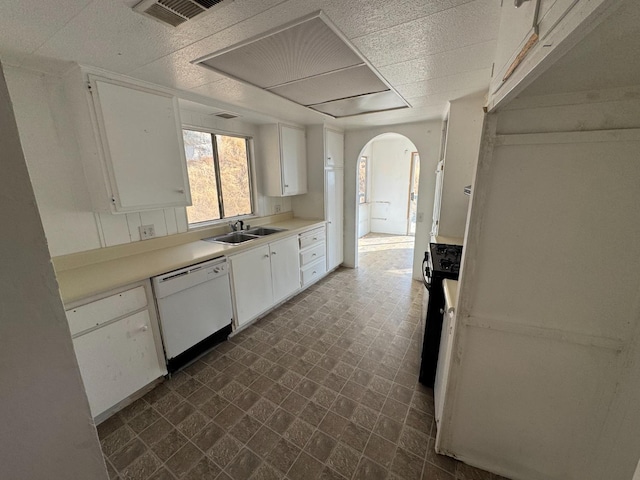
[4,65,292,255]
[357,203,370,238]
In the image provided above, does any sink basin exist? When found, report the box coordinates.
[244,227,286,236]
[203,232,259,244]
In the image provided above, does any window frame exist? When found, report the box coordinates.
[358,155,370,204]
[182,127,256,229]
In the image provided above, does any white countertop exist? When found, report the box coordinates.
[55,218,325,305]
[443,279,459,313]
[432,235,464,246]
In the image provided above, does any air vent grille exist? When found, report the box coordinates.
[159,0,204,19]
[134,0,231,27]
[214,112,239,119]
[145,3,188,26]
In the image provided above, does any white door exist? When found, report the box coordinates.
[73,310,164,417]
[270,236,301,303]
[325,168,344,270]
[230,246,273,327]
[280,124,307,195]
[408,152,420,236]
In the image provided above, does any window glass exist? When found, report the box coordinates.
[216,135,252,218]
[182,129,253,226]
[358,156,368,204]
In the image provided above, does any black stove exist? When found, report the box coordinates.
[420,243,463,386]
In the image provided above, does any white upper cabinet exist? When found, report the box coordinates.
[325,128,344,168]
[64,68,191,213]
[259,123,307,197]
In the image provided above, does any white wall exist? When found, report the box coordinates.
[437,93,485,239]
[344,120,443,280]
[4,66,291,257]
[369,135,415,235]
[0,63,107,480]
[441,86,640,480]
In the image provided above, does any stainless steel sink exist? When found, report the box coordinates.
[244,227,286,236]
[203,232,259,244]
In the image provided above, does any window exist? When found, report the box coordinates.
[358,156,369,204]
[182,129,253,226]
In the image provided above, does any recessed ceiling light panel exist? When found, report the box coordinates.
[193,12,410,118]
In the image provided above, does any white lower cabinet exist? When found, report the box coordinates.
[230,245,275,328]
[230,236,300,328]
[65,281,166,420]
[270,236,301,304]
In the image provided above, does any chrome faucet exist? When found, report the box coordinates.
[230,220,244,232]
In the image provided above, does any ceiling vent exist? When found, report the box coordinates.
[193,12,410,118]
[134,0,231,27]
[212,112,239,119]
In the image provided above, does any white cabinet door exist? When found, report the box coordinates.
[230,245,274,327]
[325,129,344,168]
[72,310,165,417]
[325,168,344,270]
[280,124,307,195]
[270,236,301,303]
[91,78,191,212]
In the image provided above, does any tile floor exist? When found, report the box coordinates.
[98,234,506,480]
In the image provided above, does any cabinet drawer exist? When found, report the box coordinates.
[66,286,147,337]
[299,227,326,249]
[300,243,326,267]
[301,258,327,287]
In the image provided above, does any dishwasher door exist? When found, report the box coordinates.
[153,258,232,360]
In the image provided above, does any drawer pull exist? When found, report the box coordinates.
[312,253,316,257]
[312,271,317,275]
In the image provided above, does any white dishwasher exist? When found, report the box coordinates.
[152,257,233,371]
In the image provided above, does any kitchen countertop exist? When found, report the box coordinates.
[443,279,459,313]
[55,217,325,305]
[432,235,464,246]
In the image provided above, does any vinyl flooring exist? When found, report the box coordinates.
[97,234,507,480]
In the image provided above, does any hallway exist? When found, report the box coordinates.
[97,236,500,479]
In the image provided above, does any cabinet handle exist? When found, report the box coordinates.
[328,221,332,224]
[313,237,317,240]
[284,184,289,188]
[312,271,317,275]
[263,254,270,258]
[272,251,277,255]
[176,189,185,194]
[312,253,316,257]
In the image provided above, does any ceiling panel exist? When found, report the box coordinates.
[318,0,472,39]
[352,0,500,67]
[310,90,408,117]
[0,0,93,60]
[198,17,362,88]
[378,40,496,86]
[396,68,492,98]
[269,64,388,106]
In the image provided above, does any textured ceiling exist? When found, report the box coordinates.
[0,0,500,127]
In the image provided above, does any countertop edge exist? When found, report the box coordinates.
[57,219,326,306]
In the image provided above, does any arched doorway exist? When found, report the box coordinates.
[354,133,420,273]
[342,125,441,282]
